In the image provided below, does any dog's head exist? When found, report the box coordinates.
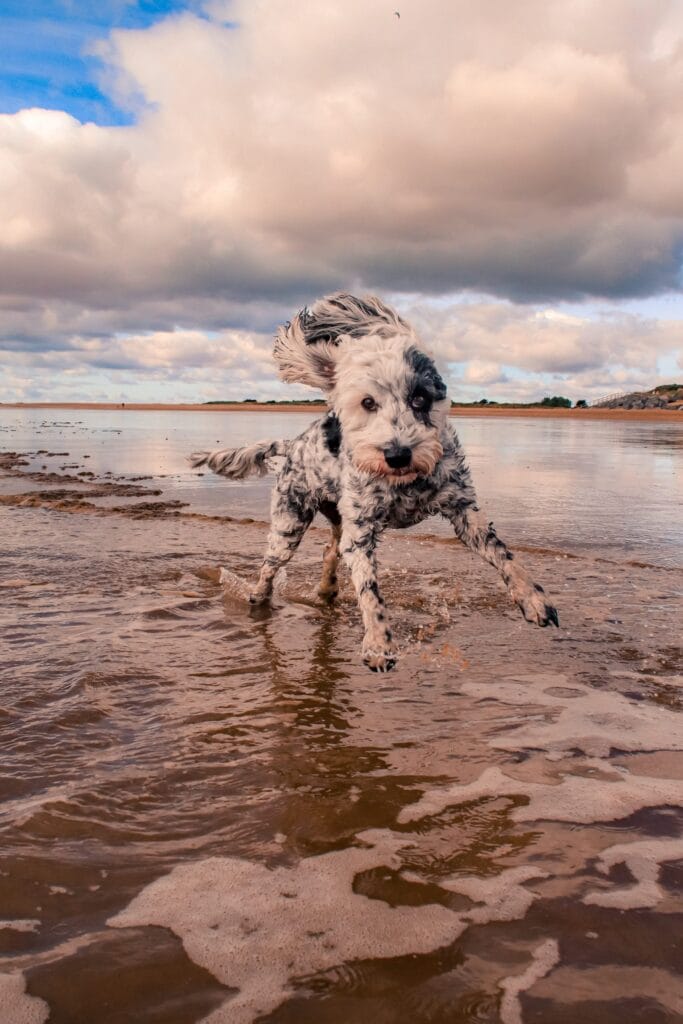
[274,293,449,484]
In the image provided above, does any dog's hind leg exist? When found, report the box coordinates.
[318,501,342,602]
[249,493,314,605]
[319,524,342,601]
[442,502,559,627]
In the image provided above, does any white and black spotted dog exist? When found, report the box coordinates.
[191,293,558,671]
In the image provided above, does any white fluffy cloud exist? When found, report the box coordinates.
[2,296,679,404]
[1,0,683,400]
[408,300,682,374]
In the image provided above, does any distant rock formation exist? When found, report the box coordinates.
[595,385,682,410]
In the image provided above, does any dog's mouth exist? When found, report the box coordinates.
[384,465,415,479]
[354,458,418,483]
[385,470,418,485]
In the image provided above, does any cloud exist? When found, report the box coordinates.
[2,291,679,404]
[1,0,682,401]
[404,294,682,402]
[3,0,683,307]
[462,360,508,386]
[406,293,682,371]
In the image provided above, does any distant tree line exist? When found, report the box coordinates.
[539,396,572,407]
[452,395,574,408]
[204,398,326,405]
[206,395,582,408]
[205,387,681,411]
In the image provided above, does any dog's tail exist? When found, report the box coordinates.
[188,439,290,479]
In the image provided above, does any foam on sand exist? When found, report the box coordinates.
[499,938,560,1024]
[440,866,549,923]
[462,674,683,758]
[398,764,681,824]
[0,974,49,1024]
[583,836,683,910]
[108,830,469,1024]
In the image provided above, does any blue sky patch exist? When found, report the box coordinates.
[0,0,205,124]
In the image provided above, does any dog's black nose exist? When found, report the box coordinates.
[383,446,412,469]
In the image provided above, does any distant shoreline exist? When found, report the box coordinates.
[1,401,681,421]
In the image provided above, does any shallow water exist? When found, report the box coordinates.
[1,409,681,1023]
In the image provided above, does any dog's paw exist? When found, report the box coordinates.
[362,639,398,672]
[513,584,559,627]
[317,582,339,603]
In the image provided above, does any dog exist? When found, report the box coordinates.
[191,293,558,671]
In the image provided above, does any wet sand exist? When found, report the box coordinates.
[2,401,682,422]
[1,416,682,1023]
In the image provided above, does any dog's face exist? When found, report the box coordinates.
[330,336,449,484]
[273,293,450,484]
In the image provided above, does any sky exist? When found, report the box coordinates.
[1,0,683,405]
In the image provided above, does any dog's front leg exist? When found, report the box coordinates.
[443,501,559,627]
[340,525,397,672]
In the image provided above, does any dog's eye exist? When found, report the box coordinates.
[361,396,378,412]
[411,393,428,411]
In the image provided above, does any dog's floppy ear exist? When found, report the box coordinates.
[273,292,412,391]
[273,315,342,391]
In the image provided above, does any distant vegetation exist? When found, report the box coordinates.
[204,396,578,409]
[201,386,681,411]
[540,396,572,407]
[451,395,573,408]
[204,398,326,405]
[457,387,680,410]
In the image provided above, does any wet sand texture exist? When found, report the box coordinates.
[0,414,682,1023]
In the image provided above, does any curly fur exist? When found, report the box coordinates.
[273,292,417,390]
[190,440,289,479]
[193,293,559,671]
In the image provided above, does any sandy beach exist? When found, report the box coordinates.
[1,406,682,1023]
[2,401,682,421]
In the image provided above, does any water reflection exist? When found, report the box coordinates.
[2,407,680,565]
[618,424,683,450]
[1,410,682,1023]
